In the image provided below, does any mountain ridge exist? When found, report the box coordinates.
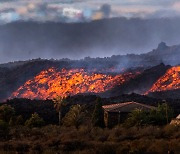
[1,42,180,69]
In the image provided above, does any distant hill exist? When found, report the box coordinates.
[1,41,180,70]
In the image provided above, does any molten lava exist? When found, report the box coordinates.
[11,68,139,100]
[147,66,180,93]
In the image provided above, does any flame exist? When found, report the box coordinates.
[11,68,139,100]
[147,66,180,93]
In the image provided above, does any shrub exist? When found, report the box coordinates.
[0,105,15,123]
[124,103,174,127]
[94,142,116,154]
[148,103,174,125]
[108,126,124,141]
[116,143,130,154]
[124,109,148,127]
[9,115,23,127]
[163,124,179,138]
[63,105,85,129]
[147,139,169,153]
[25,113,45,128]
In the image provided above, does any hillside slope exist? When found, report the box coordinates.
[0,42,180,100]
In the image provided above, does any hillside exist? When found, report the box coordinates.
[101,63,171,97]
[0,42,180,101]
[148,66,180,93]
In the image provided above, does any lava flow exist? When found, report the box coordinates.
[11,68,139,100]
[147,66,180,93]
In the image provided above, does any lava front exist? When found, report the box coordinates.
[11,68,138,100]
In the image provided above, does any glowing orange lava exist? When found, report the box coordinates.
[147,66,180,93]
[11,68,139,100]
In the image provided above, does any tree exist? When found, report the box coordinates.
[91,98,105,127]
[62,104,85,129]
[124,109,148,127]
[149,103,174,125]
[25,113,44,128]
[53,96,67,125]
[9,115,24,126]
[0,105,15,123]
[124,103,174,127]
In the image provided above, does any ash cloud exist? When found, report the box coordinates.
[1,17,180,64]
[0,1,180,63]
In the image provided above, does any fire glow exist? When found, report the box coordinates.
[11,68,139,100]
[148,66,180,93]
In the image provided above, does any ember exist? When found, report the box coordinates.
[11,68,139,100]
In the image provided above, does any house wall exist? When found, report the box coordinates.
[104,111,129,127]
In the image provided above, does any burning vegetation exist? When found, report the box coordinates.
[147,66,180,93]
[11,68,139,100]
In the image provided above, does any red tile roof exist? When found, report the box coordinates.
[102,102,156,113]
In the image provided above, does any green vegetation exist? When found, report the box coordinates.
[63,104,85,129]
[0,97,179,153]
[0,105,15,123]
[124,109,148,127]
[25,113,45,128]
[152,103,174,125]
[125,103,174,127]
[53,96,67,125]
[0,124,179,153]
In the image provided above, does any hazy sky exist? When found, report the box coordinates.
[0,0,180,22]
[1,0,180,63]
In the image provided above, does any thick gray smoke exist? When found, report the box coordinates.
[1,0,180,63]
[1,17,180,63]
